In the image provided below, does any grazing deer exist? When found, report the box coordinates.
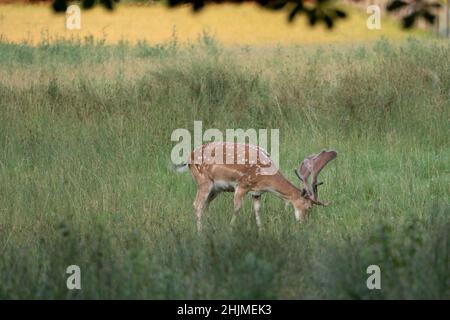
[175,142,337,231]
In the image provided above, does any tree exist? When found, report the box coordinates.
[51,0,442,30]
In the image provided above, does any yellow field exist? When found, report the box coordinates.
[0,3,428,45]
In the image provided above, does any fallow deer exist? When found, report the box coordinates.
[175,142,337,231]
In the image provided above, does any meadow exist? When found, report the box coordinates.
[0,35,449,299]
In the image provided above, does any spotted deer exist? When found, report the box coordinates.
[175,142,337,231]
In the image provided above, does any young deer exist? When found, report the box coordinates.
[175,142,337,231]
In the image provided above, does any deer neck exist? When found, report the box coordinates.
[268,173,302,203]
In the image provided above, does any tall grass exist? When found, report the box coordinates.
[0,37,448,299]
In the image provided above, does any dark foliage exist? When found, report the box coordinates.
[387,0,441,29]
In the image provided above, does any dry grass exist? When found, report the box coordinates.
[0,3,429,45]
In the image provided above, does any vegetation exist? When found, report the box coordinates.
[0,36,448,299]
[0,3,428,45]
[50,0,442,30]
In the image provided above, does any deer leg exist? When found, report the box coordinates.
[230,186,247,226]
[252,195,262,229]
[193,183,212,232]
[204,190,219,214]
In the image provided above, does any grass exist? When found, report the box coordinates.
[0,3,430,45]
[0,36,449,299]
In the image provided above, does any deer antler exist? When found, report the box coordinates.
[294,168,312,197]
[296,149,337,202]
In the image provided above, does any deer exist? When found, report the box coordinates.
[174,142,337,231]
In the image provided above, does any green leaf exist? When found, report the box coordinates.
[100,0,114,10]
[307,9,317,26]
[268,2,288,10]
[402,12,417,29]
[323,15,334,29]
[288,3,304,22]
[334,9,347,19]
[387,0,408,12]
[422,11,436,24]
[52,0,68,12]
[82,0,97,9]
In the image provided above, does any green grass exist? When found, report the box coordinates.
[0,37,448,299]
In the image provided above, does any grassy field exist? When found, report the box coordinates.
[0,3,430,45]
[0,35,449,299]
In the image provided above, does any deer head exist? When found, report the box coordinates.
[294,149,337,207]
